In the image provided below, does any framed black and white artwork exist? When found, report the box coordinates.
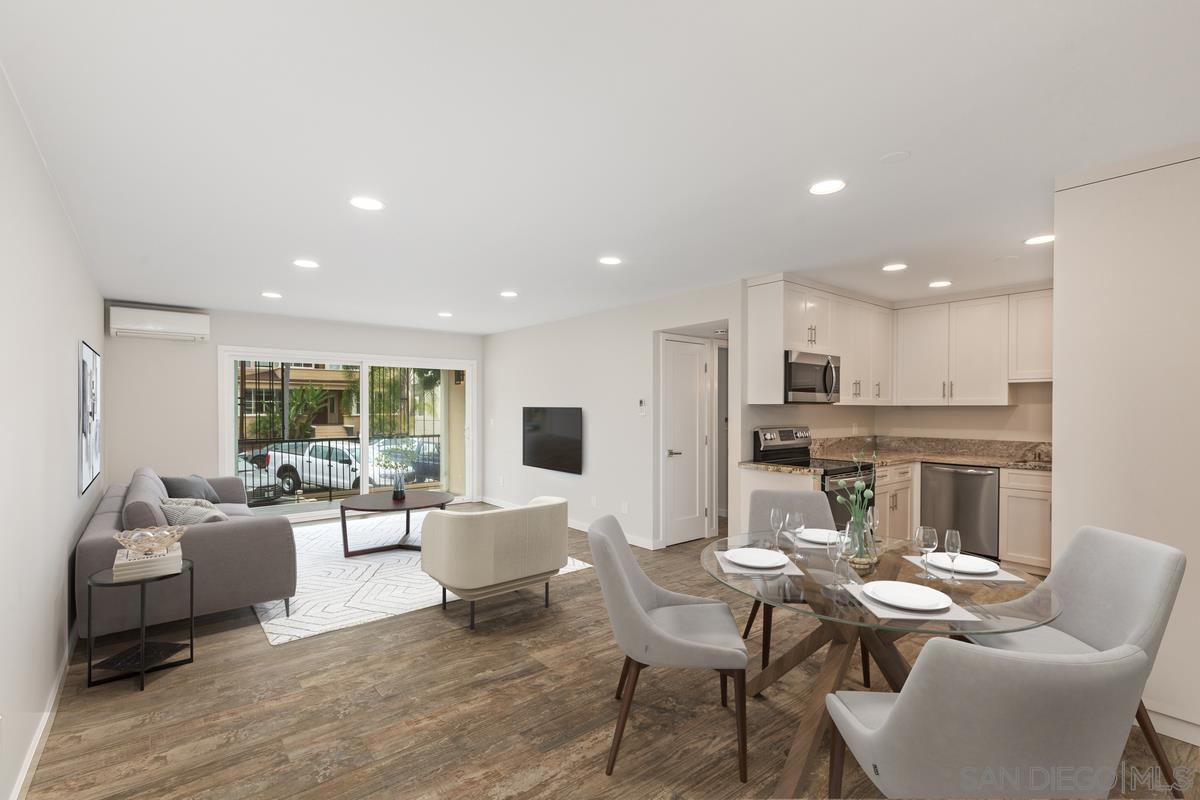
[79,341,102,493]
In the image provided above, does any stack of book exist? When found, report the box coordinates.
[112,543,183,581]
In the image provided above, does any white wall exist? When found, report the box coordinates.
[0,69,103,798]
[1054,147,1200,744]
[104,310,482,482]
[482,283,744,549]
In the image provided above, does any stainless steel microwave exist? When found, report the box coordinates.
[785,351,840,403]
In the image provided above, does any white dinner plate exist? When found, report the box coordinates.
[724,547,790,569]
[798,528,841,545]
[862,580,953,612]
[927,552,999,575]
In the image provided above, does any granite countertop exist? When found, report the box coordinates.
[739,454,1052,476]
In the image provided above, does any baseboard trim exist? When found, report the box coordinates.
[480,497,656,550]
[1147,707,1200,747]
[12,636,73,800]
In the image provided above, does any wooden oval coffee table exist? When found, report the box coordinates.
[339,490,454,557]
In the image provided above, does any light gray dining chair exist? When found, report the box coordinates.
[744,489,874,687]
[826,637,1153,798]
[969,525,1187,797]
[587,515,750,781]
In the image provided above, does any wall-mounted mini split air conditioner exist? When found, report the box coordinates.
[108,306,210,341]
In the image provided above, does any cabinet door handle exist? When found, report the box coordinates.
[950,380,954,399]
[874,382,880,398]
[942,381,947,398]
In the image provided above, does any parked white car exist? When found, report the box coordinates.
[263,441,366,494]
[236,453,280,503]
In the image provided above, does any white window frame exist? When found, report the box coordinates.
[218,345,480,520]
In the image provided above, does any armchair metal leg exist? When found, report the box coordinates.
[829,718,846,798]
[1137,700,1184,798]
[545,581,550,608]
[606,660,643,775]
[733,669,748,782]
[742,600,761,639]
[615,656,632,700]
[284,598,290,617]
[469,601,475,630]
[861,641,871,688]
[442,587,447,610]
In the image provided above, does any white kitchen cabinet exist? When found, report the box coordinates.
[895,303,951,404]
[948,295,1010,404]
[747,280,836,404]
[786,284,832,351]
[831,297,893,406]
[1009,289,1053,381]
[999,468,1052,573]
[895,297,1010,406]
[868,304,894,404]
[874,462,915,541]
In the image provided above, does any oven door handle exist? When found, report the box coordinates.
[824,471,874,492]
[824,356,837,402]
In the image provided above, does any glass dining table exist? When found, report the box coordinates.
[701,531,1061,798]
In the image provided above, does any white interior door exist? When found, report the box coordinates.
[663,337,709,546]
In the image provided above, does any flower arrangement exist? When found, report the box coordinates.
[834,452,878,569]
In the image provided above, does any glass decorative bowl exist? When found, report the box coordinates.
[114,525,186,554]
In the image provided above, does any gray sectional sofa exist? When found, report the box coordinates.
[75,467,296,638]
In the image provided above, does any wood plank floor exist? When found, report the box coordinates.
[30,520,1199,799]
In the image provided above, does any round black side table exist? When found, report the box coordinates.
[87,559,194,690]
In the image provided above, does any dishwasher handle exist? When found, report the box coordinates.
[925,464,998,476]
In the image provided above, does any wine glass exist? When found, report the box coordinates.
[785,511,805,562]
[826,529,845,585]
[916,525,938,578]
[769,507,784,551]
[944,529,962,585]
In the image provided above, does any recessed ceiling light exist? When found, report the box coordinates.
[1024,234,1055,245]
[882,263,908,272]
[292,259,319,269]
[880,150,911,164]
[499,290,518,298]
[261,291,283,299]
[350,196,385,211]
[809,179,846,196]
[437,311,453,318]
[598,256,623,266]
[929,280,952,289]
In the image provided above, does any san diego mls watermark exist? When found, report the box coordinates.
[960,762,1194,794]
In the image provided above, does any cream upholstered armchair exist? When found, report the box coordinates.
[421,496,568,629]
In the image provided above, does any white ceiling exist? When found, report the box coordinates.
[2,2,1198,334]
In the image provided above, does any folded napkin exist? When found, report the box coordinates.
[902,555,1026,584]
[843,583,979,622]
[715,551,804,576]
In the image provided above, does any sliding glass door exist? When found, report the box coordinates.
[224,352,472,515]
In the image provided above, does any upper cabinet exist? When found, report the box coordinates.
[748,278,1043,406]
[896,296,1011,406]
[1009,289,1053,381]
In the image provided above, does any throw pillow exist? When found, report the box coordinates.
[162,474,221,503]
[160,497,229,525]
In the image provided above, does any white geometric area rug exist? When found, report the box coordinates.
[254,511,591,645]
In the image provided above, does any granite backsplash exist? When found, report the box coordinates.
[811,435,1052,465]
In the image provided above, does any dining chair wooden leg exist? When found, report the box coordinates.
[720,671,729,707]
[615,656,632,700]
[605,660,643,775]
[1136,700,1184,798]
[742,599,760,639]
[860,641,871,688]
[761,604,773,669]
[734,668,748,783]
[829,719,846,798]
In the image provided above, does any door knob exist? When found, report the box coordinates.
[666,449,683,457]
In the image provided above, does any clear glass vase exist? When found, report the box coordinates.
[847,515,879,573]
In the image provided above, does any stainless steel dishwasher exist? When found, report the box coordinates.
[920,463,1000,558]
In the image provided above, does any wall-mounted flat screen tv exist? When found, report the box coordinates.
[522,407,583,474]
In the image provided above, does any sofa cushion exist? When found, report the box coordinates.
[161,498,229,525]
[161,474,221,503]
[216,503,255,518]
[122,468,170,529]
